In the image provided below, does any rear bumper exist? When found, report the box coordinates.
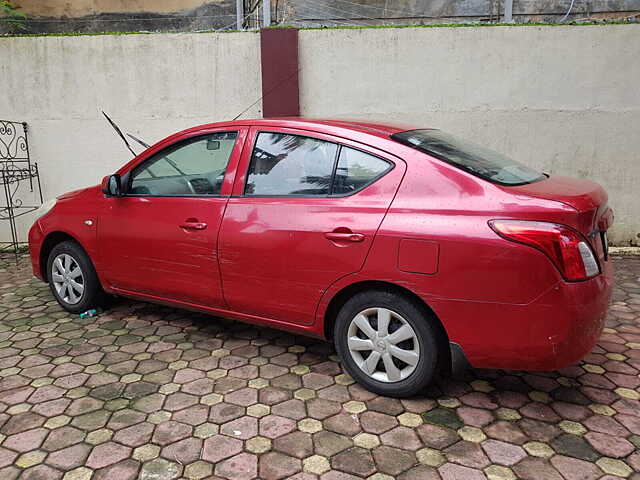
[28,221,45,281]
[430,260,613,371]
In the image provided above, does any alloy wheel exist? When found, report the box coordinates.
[347,307,420,383]
[51,253,85,305]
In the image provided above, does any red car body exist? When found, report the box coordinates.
[28,118,613,372]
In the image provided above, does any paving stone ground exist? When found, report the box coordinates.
[0,253,639,480]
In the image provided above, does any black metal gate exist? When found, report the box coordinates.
[0,120,43,262]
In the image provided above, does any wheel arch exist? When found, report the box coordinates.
[323,280,452,373]
[40,231,87,282]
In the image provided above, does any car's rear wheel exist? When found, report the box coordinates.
[334,289,441,397]
[47,241,105,314]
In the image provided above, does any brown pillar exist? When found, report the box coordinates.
[260,28,300,117]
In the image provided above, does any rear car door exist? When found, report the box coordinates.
[99,128,247,306]
[219,127,406,325]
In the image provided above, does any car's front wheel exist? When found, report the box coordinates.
[47,240,105,314]
[334,289,441,397]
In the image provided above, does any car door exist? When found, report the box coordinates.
[219,127,406,325]
[99,128,248,306]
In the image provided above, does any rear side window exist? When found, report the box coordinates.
[245,133,337,196]
[245,132,392,197]
[391,129,545,186]
[333,147,391,195]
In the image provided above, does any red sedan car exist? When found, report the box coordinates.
[28,118,613,397]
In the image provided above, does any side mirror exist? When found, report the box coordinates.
[101,174,123,197]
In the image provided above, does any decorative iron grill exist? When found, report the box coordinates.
[0,120,43,262]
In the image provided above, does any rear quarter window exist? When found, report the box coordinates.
[333,146,391,195]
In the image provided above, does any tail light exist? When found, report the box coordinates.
[488,220,600,281]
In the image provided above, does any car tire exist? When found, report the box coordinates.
[334,289,441,397]
[47,240,105,314]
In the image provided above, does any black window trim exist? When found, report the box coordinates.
[241,130,395,199]
[124,130,239,198]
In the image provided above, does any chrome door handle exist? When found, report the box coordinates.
[179,222,207,230]
[324,232,365,242]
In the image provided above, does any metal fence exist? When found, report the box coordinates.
[0,120,43,262]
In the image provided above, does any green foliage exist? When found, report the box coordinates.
[0,0,27,32]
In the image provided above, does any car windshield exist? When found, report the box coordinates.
[391,129,546,186]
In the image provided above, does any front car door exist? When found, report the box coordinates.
[219,127,406,325]
[99,127,247,306]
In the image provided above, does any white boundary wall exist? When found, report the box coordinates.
[1,25,639,244]
[300,25,640,245]
[0,32,262,240]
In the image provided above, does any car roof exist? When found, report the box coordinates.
[117,117,428,175]
[116,117,435,176]
[184,117,422,141]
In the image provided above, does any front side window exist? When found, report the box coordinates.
[130,132,237,195]
[391,129,545,186]
[245,133,338,196]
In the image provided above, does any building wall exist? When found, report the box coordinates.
[299,24,640,245]
[1,24,639,245]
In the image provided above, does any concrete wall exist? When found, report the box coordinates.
[1,25,639,245]
[299,24,640,245]
[0,31,262,240]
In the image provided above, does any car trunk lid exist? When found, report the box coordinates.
[504,175,613,261]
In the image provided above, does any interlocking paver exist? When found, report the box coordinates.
[85,441,131,469]
[313,430,353,456]
[271,398,306,419]
[160,437,202,464]
[331,447,376,477]
[221,416,258,440]
[216,452,258,480]
[46,443,91,470]
[172,404,209,426]
[2,427,47,452]
[1,253,640,479]
[139,457,181,480]
[259,451,301,479]
[202,434,242,463]
[113,421,154,446]
[323,412,362,436]
[151,420,191,445]
[273,430,314,458]
[373,445,416,476]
